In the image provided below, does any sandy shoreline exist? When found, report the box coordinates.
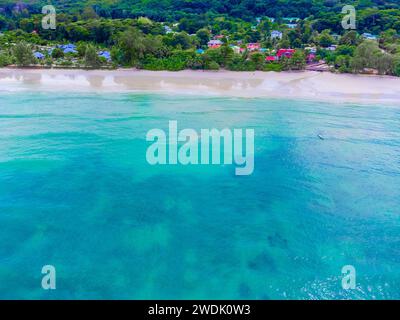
[1,68,400,105]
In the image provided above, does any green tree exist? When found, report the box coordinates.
[282,50,306,70]
[81,6,99,20]
[318,30,334,47]
[51,47,64,59]
[335,55,351,73]
[290,50,306,70]
[339,31,360,46]
[394,56,400,76]
[0,52,11,67]
[196,28,210,46]
[117,28,146,66]
[12,42,34,66]
[351,41,381,72]
[84,44,102,68]
[170,32,192,50]
[250,52,265,70]
[375,52,395,75]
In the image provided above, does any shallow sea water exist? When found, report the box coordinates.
[0,92,399,299]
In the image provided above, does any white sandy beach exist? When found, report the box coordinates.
[1,68,400,104]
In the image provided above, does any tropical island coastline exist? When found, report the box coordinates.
[1,1,400,79]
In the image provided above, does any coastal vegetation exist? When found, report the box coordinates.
[0,1,399,75]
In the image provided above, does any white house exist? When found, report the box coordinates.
[362,33,378,40]
[271,30,283,39]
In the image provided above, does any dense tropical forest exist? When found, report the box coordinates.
[0,0,400,75]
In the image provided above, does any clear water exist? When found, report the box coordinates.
[0,92,399,299]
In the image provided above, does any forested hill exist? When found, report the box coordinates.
[1,0,400,20]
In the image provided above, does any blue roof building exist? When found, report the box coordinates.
[57,44,78,54]
[34,52,45,59]
[98,51,111,61]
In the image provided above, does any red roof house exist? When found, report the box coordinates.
[247,43,261,51]
[266,56,277,62]
[277,49,296,58]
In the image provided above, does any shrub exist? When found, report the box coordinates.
[205,61,220,70]
[51,48,64,59]
[84,45,102,69]
[0,53,11,67]
[263,63,283,72]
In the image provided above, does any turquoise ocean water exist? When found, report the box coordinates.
[0,92,399,299]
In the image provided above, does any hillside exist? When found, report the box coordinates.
[1,0,400,21]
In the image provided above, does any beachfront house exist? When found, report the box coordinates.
[271,30,283,40]
[266,48,296,62]
[277,48,296,59]
[207,40,223,48]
